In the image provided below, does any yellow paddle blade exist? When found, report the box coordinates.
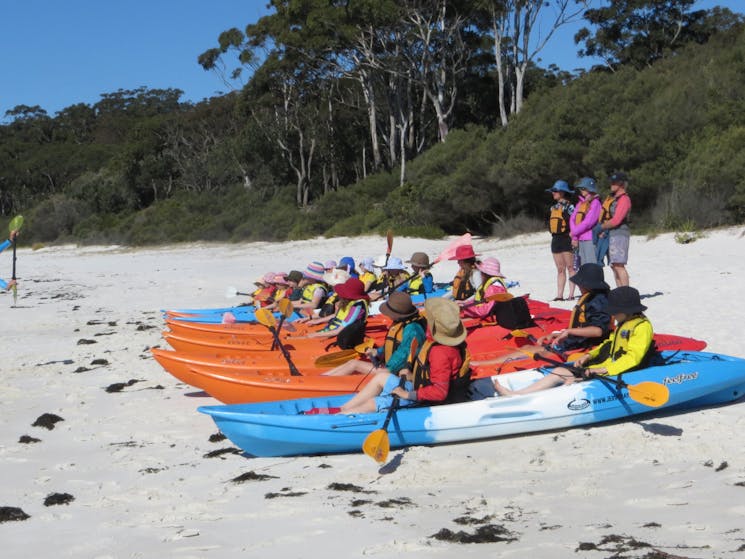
[278,298,294,318]
[9,215,24,232]
[314,349,360,367]
[627,381,670,408]
[362,429,390,463]
[254,308,276,328]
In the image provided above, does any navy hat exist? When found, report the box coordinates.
[575,177,597,193]
[570,263,609,291]
[605,286,647,315]
[545,180,574,195]
[610,172,629,184]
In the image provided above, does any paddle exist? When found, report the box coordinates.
[313,338,376,368]
[362,337,419,463]
[8,215,23,306]
[225,286,253,298]
[270,298,295,350]
[255,308,302,376]
[534,354,669,408]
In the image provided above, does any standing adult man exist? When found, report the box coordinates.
[599,172,631,287]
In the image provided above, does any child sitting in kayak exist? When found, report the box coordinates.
[458,257,508,319]
[494,286,653,396]
[321,291,427,377]
[472,263,610,367]
[338,298,471,414]
[294,277,369,349]
[291,261,330,317]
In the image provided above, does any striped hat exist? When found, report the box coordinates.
[304,261,325,282]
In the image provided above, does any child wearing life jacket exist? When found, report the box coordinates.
[448,244,482,302]
[494,286,653,396]
[400,252,435,295]
[298,277,369,349]
[321,291,427,377]
[291,261,330,317]
[546,180,576,301]
[338,298,471,414]
[459,257,508,319]
[358,257,377,292]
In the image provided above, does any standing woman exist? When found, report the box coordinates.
[570,177,602,268]
[546,180,576,301]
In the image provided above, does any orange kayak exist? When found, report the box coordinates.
[186,366,375,403]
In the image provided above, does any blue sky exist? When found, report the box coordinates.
[1,1,741,122]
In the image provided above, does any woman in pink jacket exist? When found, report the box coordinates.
[570,177,602,269]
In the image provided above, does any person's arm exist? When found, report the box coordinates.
[602,195,631,229]
[422,273,434,294]
[409,345,459,403]
[0,238,10,253]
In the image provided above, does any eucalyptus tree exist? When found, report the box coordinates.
[575,1,744,70]
[475,0,589,127]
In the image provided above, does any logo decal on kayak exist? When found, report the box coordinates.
[567,398,590,411]
[663,371,698,385]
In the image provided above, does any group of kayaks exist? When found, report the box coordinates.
[154,292,745,460]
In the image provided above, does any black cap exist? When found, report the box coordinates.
[610,172,629,183]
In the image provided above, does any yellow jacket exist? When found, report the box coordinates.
[585,316,654,376]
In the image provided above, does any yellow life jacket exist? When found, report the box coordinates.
[301,282,328,304]
[452,269,476,300]
[359,271,376,290]
[589,316,654,374]
[326,299,368,331]
[410,340,471,403]
[549,201,571,234]
[474,276,507,303]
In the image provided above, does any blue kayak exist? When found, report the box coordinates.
[167,287,453,324]
[199,351,745,458]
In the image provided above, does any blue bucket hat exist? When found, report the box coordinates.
[545,180,574,195]
[575,177,597,193]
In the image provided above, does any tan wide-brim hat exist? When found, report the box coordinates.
[424,298,466,346]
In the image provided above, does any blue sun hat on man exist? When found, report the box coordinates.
[545,180,574,195]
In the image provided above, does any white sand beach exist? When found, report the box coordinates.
[1,228,744,558]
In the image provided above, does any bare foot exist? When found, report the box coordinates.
[493,381,514,397]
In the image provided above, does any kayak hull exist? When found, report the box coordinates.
[199,351,745,458]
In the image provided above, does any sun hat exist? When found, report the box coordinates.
[359,257,375,271]
[569,263,609,291]
[287,270,303,284]
[372,254,388,268]
[273,273,289,285]
[324,259,338,270]
[605,286,647,315]
[476,257,504,278]
[424,298,467,346]
[254,271,276,286]
[304,261,325,282]
[383,256,405,271]
[545,180,574,195]
[322,268,350,286]
[406,252,431,269]
[334,277,369,301]
[609,171,629,184]
[448,245,479,261]
[379,291,419,321]
[338,256,356,273]
[575,177,597,193]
